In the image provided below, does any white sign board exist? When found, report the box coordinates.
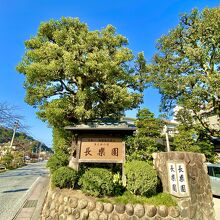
[167,161,190,197]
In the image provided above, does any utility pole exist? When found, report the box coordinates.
[38,142,43,160]
[9,120,20,151]
[165,125,171,152]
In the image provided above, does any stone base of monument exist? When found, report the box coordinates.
[41,188,181,220]
[41,151,216,220]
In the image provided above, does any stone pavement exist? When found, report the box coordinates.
[15,176,49,220]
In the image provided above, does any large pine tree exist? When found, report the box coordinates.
[17,17,146,127]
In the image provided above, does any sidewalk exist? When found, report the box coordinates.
[213,197,220,220]
[14,176,49,220]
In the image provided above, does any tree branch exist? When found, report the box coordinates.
[59,80,76,95]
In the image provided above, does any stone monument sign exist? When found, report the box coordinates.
[153,152,215,220]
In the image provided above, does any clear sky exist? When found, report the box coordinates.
[0,0,219,147]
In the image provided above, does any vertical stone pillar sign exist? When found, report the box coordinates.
[153,152,215,220]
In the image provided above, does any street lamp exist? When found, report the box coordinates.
[9,120,20,151]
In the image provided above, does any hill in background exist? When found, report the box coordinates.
[0,126,53,153]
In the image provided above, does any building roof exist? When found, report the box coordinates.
[65,120,136,135]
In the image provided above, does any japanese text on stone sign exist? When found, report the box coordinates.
[167,161,189,197]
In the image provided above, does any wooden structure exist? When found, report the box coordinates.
[65,121,136,174]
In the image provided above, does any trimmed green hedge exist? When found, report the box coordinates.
[51,166,77,188]
[79,168,114,197]
[125,160,158,196]
[47,152,69,173]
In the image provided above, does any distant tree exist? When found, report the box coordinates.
[0,126,51,163]
[1,151,14,169]
[126,108,164,162]
[168,107,216,162]
[0,126,13,143]
[14,139,34,155]
[172,124,216,162]
[13,151,25,167]
[17,17,146,127]
[0,102,24,129]
[149,7,220,135]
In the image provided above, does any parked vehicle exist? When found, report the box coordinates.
[207,163,220,196]
[0,164,6,172]
[38,157,44,162]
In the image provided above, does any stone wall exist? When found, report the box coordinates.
[153,152,215,220]
[41,151,215,219]
[41,188,181,220]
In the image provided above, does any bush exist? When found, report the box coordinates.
[51,166,77,188]
[78,168,114,197]
[47,152,69,173]
[1,151,14,169]
[113,172,125,196]
[125,160,158,196]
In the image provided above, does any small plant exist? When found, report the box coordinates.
[125,160,158,196]
[51,166,77,188]
[78,168,114,197]
[113,172,125,195]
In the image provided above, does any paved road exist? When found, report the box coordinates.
[0,161,48,220]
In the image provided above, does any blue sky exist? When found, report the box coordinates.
[0,0,219,147]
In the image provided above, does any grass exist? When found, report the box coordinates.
[97,197,113,203]
[97,191,177,207]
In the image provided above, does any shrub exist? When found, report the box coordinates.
[1,151,14,169]
[51,166,77,188]
[78,168,114,197]
[47,152,69,173]
[125,160,158,196]
[113,172,125,195]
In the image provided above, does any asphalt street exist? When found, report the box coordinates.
[0,161,48,220]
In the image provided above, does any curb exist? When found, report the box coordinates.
[32,176,50,220]
[13,176,49,220]
[12,177,41,220]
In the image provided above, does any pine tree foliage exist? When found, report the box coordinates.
[149,7,220,135]
[126,108,164,162]
[17,17,146,127]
